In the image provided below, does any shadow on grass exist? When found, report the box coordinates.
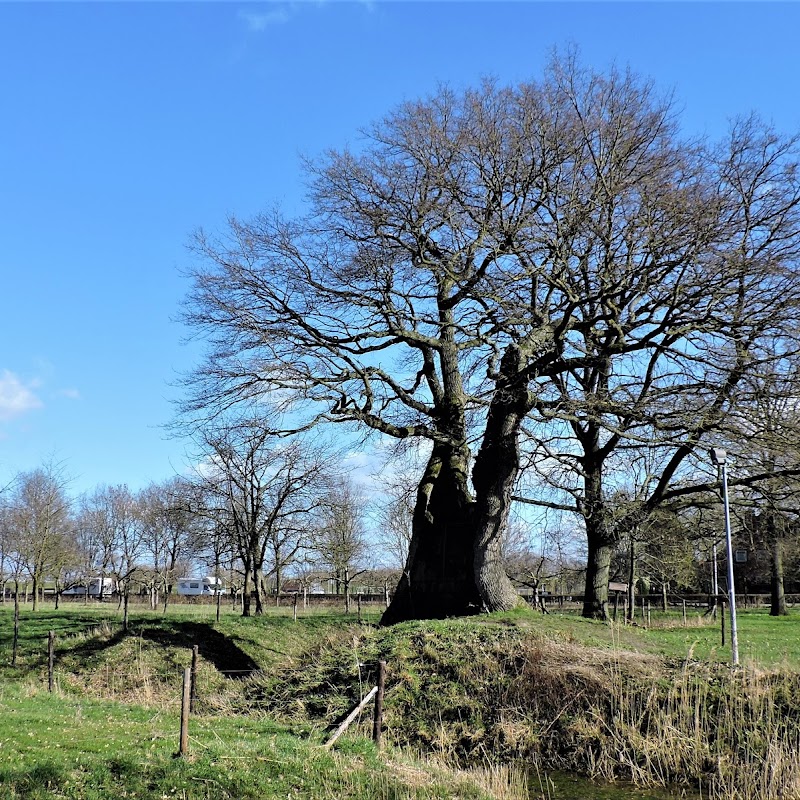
[32,619,261,679]
[2,608,361,679]
[138,622,259,678]
[0,762,66,799]
[0,757,158,800]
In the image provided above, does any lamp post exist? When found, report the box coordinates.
[709,447,739,665]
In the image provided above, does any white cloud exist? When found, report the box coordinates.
[58,388,81,400]
[238,7,291,31]
[0,370,43,421]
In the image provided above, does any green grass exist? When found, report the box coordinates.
[478,604,800,668]
[0,603,525,799]
[640,607,800,666]
[0,685,514,799]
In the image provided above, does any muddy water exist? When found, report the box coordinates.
[531,772,699,799]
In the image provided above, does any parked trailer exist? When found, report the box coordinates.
[62,577,116,597]
[176,576,226,596]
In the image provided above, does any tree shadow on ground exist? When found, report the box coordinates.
[138,622,259,678]
[59,621,259,679]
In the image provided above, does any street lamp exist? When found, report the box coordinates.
[709,447,739,665]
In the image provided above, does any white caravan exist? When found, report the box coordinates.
[176,576,225,596]
[63,577,116,597]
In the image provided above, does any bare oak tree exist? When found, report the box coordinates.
[183,54,800,621]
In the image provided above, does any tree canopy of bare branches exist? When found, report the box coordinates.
[190,419,329,616]
[183,54,800,621]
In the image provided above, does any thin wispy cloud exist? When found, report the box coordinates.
[238,7,291,32]
[58,388,81,400]
[0,370,43,422]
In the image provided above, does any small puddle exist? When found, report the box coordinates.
[531,771,699,800]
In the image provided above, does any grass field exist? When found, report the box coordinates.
[0,600,798,799]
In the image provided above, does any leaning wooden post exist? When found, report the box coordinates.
[293,592,298,622]
[179,667,191,756]
[324,686,378,750]
[190,645,199,713]
[372,660,387,750]
[48,630,55,692]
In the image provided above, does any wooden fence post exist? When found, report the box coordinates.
[179,667,191,756]
[682,600,687,627]
[357,594,362,624]
[48,630,55,692]
[720,598,726,647]
[293,592,298,622]
[646,600,651,628]
[190,645,199,713]
[372,660,387,750]
[12,590,20,666]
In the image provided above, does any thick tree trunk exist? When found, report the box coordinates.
[583,533,613,620]
[471,344,527,612]
[381,443,481,624]
[242,564,252,617]
[382,341,535,624]
[626,537,636,621]
[581,459,616,620]
[770,534,787,617]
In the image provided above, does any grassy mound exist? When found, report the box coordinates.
[3,605,800,799]
[251,614,800,799]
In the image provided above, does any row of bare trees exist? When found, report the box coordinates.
[0,444,383,621]
[0,465,201,628]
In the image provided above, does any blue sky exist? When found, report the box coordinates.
[1,1,799,495]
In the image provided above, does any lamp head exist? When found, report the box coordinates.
[709,447,727,466]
